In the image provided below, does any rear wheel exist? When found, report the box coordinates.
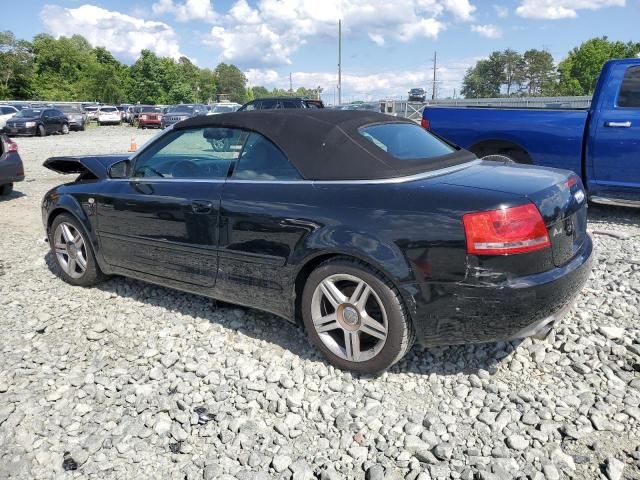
[50,213,106,287]
[0,183,13,196]
[302,258,414,374]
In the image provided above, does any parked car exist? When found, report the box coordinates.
[0,134,24,195]
[4,108,69,136]
[408,88,426,102]
[97,106,122,126]
[138,106,163,129]
[422,58,640,207]
[161,104,208,128]
[41,110,592,373]
[9,103,31,111]
[0,105,18,130]
[58,104,87,131]
[207,102,242,115]
[84,106,99,122]
[118,104,131,121]
[340,103,381,112]
[237,97,325,111]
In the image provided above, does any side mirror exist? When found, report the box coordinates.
[108,159,131,179]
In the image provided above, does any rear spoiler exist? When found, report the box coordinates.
[43,154,130,180]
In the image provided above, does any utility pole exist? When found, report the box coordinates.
[289,73,293,95]
[431,51,437,100]
[337,19,342,106]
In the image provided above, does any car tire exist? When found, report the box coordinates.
[61,123,69,135]
[37,124,46,137]
[49,213,107,287]
[80,124,85,131]
[0,183,13,196]
[301,257,415,374]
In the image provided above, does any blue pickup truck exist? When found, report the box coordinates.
[422,59,640,207]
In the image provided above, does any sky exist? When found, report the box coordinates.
[5,0,639,103]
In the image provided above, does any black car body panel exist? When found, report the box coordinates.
[238,97,325,112]
[43,154,130,180]
[0,135,25,185]
[41,111,592,347]
[162,104,207,128]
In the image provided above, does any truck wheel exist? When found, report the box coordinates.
[0,183,13,196]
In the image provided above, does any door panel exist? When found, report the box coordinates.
[97,180,222,287]
[217,182,320,318]
[591,65,640,197]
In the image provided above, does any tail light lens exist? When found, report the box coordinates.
[421,117,430,130]
[463,204,551,255]
[6,139,18,153]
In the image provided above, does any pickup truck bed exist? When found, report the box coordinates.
[423,59,640,207]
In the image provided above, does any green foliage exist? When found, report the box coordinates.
[250,85,323,100]
[462,49,549,98]
[0,30,34,99]
[214,63,248,103]
[558,37,640,95]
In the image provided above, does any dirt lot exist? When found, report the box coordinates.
[0,125,639,479]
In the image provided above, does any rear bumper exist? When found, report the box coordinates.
[0,152,25,183]
[403,234,593,347]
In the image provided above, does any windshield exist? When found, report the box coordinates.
[359,123,455,160]
[15,109,42,118]
[212,105,237,113]
[141,107,162,113]
[85,107,98,112]
[168,106,194,114]
[100,107,118,112]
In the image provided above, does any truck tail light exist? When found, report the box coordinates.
[421,117,430,130]
[463,204,551,255]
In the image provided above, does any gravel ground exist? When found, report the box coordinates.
[0,125,639,480]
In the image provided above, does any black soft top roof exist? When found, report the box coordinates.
[177,110,474,181]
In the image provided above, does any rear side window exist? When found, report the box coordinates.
[281,100,301,109]
[618,66,640,108]
[359,123,455,160]
[260,99,278,109]
[233,133,301,181]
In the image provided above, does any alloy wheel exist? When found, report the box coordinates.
[53,222,88,279]
[310,273,388,362]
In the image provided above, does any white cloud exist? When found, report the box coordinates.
[203,0,476,67]
[152,0,218,23]
[41,4,184,60]
[471,24,502,39]
[245,60,472,102]
[516,0,625,19]
[493,4,509,17]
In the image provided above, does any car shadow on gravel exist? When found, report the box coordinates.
[44,251,523,377]
[0,190,26,202]
[588,204,640,227]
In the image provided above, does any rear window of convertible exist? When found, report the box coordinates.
[359,123,455,160]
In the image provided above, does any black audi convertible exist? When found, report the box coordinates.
[42,110,592,373]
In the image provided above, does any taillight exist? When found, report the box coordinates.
[421,117,430,130]
[6,139,18,153]
[463,204,551,255]
[566,176,578,189]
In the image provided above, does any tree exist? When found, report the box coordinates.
[214,63,247,103]
[0,31,34,99]
[558,37,640,95]
[461,58,502,98]
[251,86,270,98]
[522,49,555,95]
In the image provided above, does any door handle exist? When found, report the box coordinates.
[605,121,632,128]
[191,200,213,214]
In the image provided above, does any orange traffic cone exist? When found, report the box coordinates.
[128,135,137,152]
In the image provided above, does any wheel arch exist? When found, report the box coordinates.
[469,139,533,164]
[292,251,412,327]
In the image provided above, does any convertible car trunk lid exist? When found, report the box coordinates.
[439,160,588,267]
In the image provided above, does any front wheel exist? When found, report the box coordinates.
[302,258,415,374]
[37,125,46,137]
[61,123,69,135]
[50,213,106,287]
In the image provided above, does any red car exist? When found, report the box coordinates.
[137,106,163,129]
